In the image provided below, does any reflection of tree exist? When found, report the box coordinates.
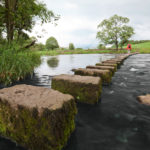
[99,57,102,62]
[69,55,74,63]
[47,57,59,68]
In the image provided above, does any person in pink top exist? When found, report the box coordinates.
[127,44,132,53]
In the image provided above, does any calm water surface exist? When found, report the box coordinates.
[20,54,116,88]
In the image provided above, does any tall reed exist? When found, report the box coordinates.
[0,45,41,85]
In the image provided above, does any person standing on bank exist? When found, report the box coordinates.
[127,44,132,53]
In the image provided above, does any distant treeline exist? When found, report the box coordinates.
[129,40,150,44]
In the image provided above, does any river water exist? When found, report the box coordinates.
[1,54,150,150]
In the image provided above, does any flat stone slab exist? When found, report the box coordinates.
[102,60,121,66]
[86,65,116,75]
[74,68,112,84]
[118,56,128,60]
[0,84,77,150]
[137,94,150,106]
[96,63,117,70]
[104,59,122,63]
[52,74,102,104]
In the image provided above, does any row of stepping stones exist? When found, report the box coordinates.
[51,54,134,105]
[0,53,137,150]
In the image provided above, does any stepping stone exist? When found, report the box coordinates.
[137,94,150,106]
[118,56,128,60]
[74,68,112,84]
[86,65,116,75]
[111,58,123,61]
[52,74,102,104]
[96,63,117,70]
[108,59,123,63]
[102,60,121,66]
[0,84,77,150]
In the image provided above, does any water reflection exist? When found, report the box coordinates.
[0,54,117,89]
[34,54,116,87]
[47,57,59,68]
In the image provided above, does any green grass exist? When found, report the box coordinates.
[131,42,150,49]
[0,46,41,85]
[35,49,131,56]
[125,41,150,53]
[35,43,150,56]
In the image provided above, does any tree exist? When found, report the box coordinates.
[120,26,134,49]
[69,43,75,50]
[0,0,59,43]
[46,37,59,50]
[96,14,134,50]
[97,44,105,49]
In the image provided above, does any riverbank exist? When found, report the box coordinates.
[34,48,149,56]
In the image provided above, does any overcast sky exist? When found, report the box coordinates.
[30,0,150,48]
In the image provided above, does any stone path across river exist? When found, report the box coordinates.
[64,54,150,150]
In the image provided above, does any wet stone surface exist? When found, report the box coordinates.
[1,54,150,150]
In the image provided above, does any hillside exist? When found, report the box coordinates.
[131,41,150,49]
[122,41,150,53]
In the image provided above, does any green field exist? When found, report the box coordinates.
[35,49,130,56]
[128,42,150,53]
[33,41,150,56]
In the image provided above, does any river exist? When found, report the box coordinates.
[1,54,150,150]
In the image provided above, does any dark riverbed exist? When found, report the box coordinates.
[1,54,150,150]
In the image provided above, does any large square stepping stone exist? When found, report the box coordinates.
[86,65,116,75]
[52,74,102,104]
[137,94,150,106]
[96,63,117,70]
[74,68,112,84]
[0,84,77,150]
[102,59,122,65]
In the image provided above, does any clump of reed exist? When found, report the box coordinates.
[0,45,41,85]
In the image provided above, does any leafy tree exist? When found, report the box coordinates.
[97,14,134,50]
[46,37,59,50]
[69,43,75,50]
[0,0,59,43]
[120,26,134,49]
[35,43,46,51]
[97,44,105,49]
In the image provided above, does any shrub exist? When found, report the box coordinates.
[69,43,75,50]
[97,44,105,49]
[46,37,59,50]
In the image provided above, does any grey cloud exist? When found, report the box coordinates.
[39,0,150,48]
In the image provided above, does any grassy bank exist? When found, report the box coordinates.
[35,49,138,56]
[130,42,150,53]
[34,41,150,56]
[0,47,41,85]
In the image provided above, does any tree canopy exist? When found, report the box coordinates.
[46,36,59,50]
[0,0,59,43]
[69,43,75,50]
[96,14,134,50]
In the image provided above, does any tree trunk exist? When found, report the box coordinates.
[115,40,119,51]
[5,0,17,43]
[115,35,119,50]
